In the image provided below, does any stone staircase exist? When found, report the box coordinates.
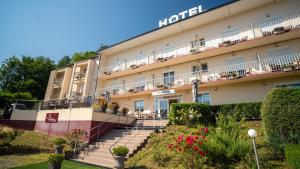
[73,119,168,168]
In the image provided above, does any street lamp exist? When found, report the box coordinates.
[248,129,260,169]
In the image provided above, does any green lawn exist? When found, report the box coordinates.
[125,120,291,169]
[12,160,102,169]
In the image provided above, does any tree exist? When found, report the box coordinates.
[0,56,55,99]
[71,51,96,63]
[57,56,72,68]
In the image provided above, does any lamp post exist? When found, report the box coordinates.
[248,129,260,169]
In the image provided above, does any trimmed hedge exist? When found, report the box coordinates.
[169,103,215,126]
[261,88,300,142]
[210,102,262,120]
[285,144,300,169]
[169,102,262,126]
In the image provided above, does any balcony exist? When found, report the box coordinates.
[96,53,300,98]
[73,72,86,82]
[53,79,63,88]
[100,13,300,79]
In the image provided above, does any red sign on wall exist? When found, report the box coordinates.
[45,113,59,123]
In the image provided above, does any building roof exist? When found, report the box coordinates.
[100,0,273,56]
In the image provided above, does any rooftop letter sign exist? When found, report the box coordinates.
[159,5,203,28]
[45,113,59,123]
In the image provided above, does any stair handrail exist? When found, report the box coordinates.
[108,111,154,160]
[89,113,134,142]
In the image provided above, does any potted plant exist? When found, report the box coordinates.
[273,26,286,35]
[282,64,293,72]
[111,102,120,114]
[121,107,129,116]
[53,138,66,154]
[223,40,233,47]
[128,88,135,93]
[112,146,129,169]
[48,153,64,169]
[190,48,198,53]
[92,104,101,112]
[156,84,165,89]
[100,101,108,113]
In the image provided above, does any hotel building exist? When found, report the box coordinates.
[5,0,300,139]
[95,0,300,118]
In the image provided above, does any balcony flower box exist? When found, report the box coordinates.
[223,40,233,47]
[220,72,229,79]
[128,88,136,93]
[156,57,167,62]
[269,64,282,72]
[240,36,248,42]
[103,71,111,75]
[156,84,166,89]
[282,64,293,72]
[263,31,272,36]
[190,48,199,54]
[130,64,139,69]
[272,26,286,35]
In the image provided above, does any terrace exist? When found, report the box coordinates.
[96,53,300,98]
[100,13,300,79]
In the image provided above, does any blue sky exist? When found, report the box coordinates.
[0,0,231,63]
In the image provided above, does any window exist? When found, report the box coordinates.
[198,93,210,105]
[192,65,200,73]
[134,77,146,87]
[135,100,144,113]
[163,71,175,87]
[201,63,208,72]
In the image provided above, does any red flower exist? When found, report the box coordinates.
[193,145,199,151]
[198,150,205,156]
[186,135,194,145]
[198,141,203,145]
[177,134,183,143]
[195,136,199,140]
[167,144,174,150]
[204,127,209,134]
[200,135,206,139]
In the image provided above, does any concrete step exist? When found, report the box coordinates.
[73,124,157,168]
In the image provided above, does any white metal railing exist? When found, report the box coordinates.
[100,13,300,75]
[96,53,300,96]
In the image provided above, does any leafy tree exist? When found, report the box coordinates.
[57,56,72,68]
[71,51,96,63]
[0,56,55,99]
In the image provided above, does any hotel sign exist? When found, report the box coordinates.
[45,113,59,123]
[159,5,204,28]
[152,89,175,96]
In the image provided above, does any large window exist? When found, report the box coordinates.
[198,93,211,105]
[135,100,144,113]
[163,71,175,87]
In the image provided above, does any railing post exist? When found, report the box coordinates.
[97,126,100,141]
[250,22,256,39]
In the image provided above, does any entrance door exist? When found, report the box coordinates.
[155,96,181,119]
[159,99,168,119]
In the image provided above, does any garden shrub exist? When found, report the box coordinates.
[261,88,300,155]
[210,102,262,120]
[0,126,23,146]
[206,114,251,166]
[285,144,300,169]
[169,103,215,126]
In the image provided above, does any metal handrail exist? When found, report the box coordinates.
[108,112,155,160]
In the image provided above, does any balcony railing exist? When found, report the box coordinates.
[74,72,86,80]
[96,53,300,96]
[100,13,300,76]
[53,79,63,87]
